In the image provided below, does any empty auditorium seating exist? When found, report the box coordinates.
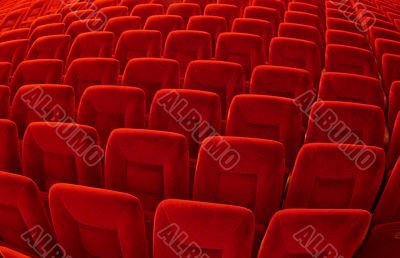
[49,183,149,258]
[305,101,385,147]
[115,30,162,72]
[326,44,379,78]
[151,0,180,9]
[65,19,105,43]
[28,14,62,34]
[0,119,20,173]
[216,32,265,80]
[383,53,400,94]
[187,15,227,56]
[66,31,114,68]
[357,158,400,258]
[153,199,254,258]
[184,0,214,12]
[243,6,280,34]
[269,37,321,88]
[166,3,201,26]
[78,86,145,147]
[0,28,29,43]
[164,30,212,76]
[9,59,63,100]
[319,72,385,109]
[0,62,11,85]
[131,4,164,23]
[285,143,385,210]
[204,4,239,30]
[97,6,129,22]
[0,246,30,257]
[0,39,28,71]
[26,34,70,61]
[144,15,184,46]
[326,29,370,49]
[375,38,400,68]
[226,95,303,168]
[326,17,363,34]
[28,22,65,45]
[285,11,324,34]
[387,112,400,175]
[232,18,273,61]
[64,58,119,106]
[288,2,323,21]
[122,58,179,111]
[120,0,147,13]
[389,81,400,132]
[252,0,285,21]
[0,171,55,256]
[104,16,142,48]
[184,60,244,118]
[258,209,371,258]
[250,65,314,99]
[62,9,94,29]
[0,7,28,32]
[193,136,285,252]
[149,89,221,158]
[368,26,400,46]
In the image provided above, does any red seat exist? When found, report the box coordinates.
[164,30,212,76]
[285,11,324,33]
[62,9,94,29]
[305,101,385,147]
[288,2,323,21]
[226,95,303,168]
[0,119,20,173]
[218,0,249,16]
[131,4,164,24]
[375,38,400,69]
[0,28,29,43]
[252,0,285,22]
[388,81,400,131]
[122,58,179,112]
[284,143,385,210]
[151,0,181,10]
[115,30,162,72]
[258,209,371,258]
[96,6,129,22]
[28,22,65,45]
[166,3,201,26]
[0,62,11,85]
[104,16,142,49]
[77,86,145,148]
[183,60,245,117]
[383,53,400,94]
[326,29,370,49]
[64,58,119,106]
[204,4,239,30]
[0,7,28,32]
[120,0,147,13]
[243,6,280,35]
[65,19,105,43]
[144,15,184,46]
[26,34,70,62]
[49,183,148,258]
[0,246,30,258]
[326,17,363,34]
[0,39,28,72]
[387,111,400,174]
[153,199,254,258]
[319,72,384,109]
[184,0,214,13]
[28,14,62,35]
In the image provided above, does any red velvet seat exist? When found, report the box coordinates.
[26,34,70,62]
[144,15,184,46]
[131,4,165,24]
[204,4,239,30]
[166,3,201,27]
[0,119,20,173]
[104,16,142,49]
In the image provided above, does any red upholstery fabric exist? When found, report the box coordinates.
[22,122,103,192]
[326,29,370,49]
[389,81,400,131]
[269,37,321,89]
[115,30,162,72]
[326,44,378,78]
[164,30,212,76]
[305,101,385,147]
[0,39,28,72]
[11,84,75,138]
[326,17,363,34]
[387,112,400,173]
[96,6,129,22]
[49,183,149,258]
[26,34,70,61]
[62,10,94,30]
[288,2,323,21]
[375,38,400,69]
[144,15,184,47]
[28,22,65,45]
[232,18,273,61]
[258,209,371,258]
[0,119,20,173]
[193,136,285,252]
[149,89,221,158]
[368,26,400,46]
[120,0,147,13]
[64,57,119,106]
[243,6,280,35]
[66,31,114,68]
[383,53,400,94]
[28,14,62,35]
[0,86,9,118]
[218,0,248,16]
[77,86,145,147]
[65,19,105,43]
[319,72,385,109]
[226,95,303,168]
[104,16,142,48]
[187,15,228,56]
[216,32,264,80]
[204,4,239,30]
[252,0,285,22]
[9,59,63,101]
[285,143,385,210]
[131,4,165,24]
[184,0,214,12]
[122,58,179,111]
[0,246,30,258]
[183,60,245,118]
[166,3,201,26]
[153,199,254,258]
[0,28,29,43]
[0,62,11,86]
[285,11,324,33]
[0,171,54,255]
[0,8,27,32]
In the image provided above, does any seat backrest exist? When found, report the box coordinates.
[375,38,400,68]
[0,39,28,72]
[97,6,129,22]
[326,29,370,49]
[65,19,105,44]
[144,15,184,46]
[226,94,303,168]
[77,86,146,147]
[131,4,164,24]
[183,60,244,117]
[105,128,189,212]
[166,3,201,26]
[243,6,280,35]
[0,28,29,43]
[389,81,400,131]
[284,143,385,210]
[285,11,324,33]
[104,16,142,48]
[204,4,239,30]
[258,209,371,258]
[26,34,70,62]
[193,136,285,226]
[326,17,363,34]
[153,199,254,258]
[29,14,62,35]
[64,57,120,106]
[49,183,149,258]
[383,53,400,95]
[28,22,65,45]
[122,57,179,111]
[115,30,162,72]
[0,119,20,173]
[0,62,11,85]
[305,101,385,147]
